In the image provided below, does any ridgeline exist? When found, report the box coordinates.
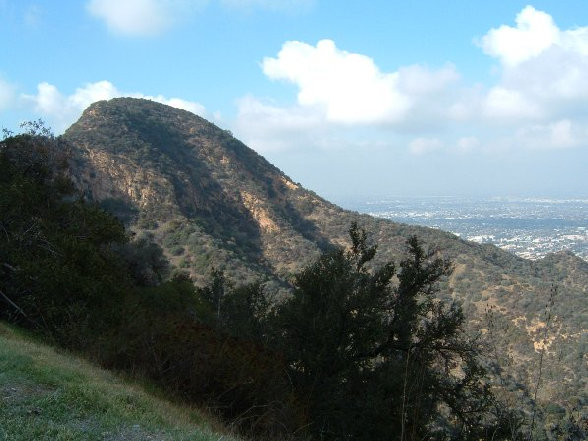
[0,98,585,440]
[64,98,586,411]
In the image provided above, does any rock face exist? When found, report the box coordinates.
[64,98,342,284]
[63,98,586,411]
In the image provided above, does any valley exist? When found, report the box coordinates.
[341,196,588,261]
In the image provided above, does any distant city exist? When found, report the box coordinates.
[342,197,588,261]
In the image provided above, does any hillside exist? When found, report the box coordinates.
[0,322,240,441]
[62,98,586,415]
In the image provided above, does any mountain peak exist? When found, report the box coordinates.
[68,97,225,154]
[63,97,336,285]
[82,96,205,118]
[60,100,586,413]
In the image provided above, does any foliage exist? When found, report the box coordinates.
[0,129,299,438]
[0,322,242,441]
[0,129,173,347]
[113,233,170,286]
[267,222,507,440]
[0,130,131,347]
[61,100,587,425]
[3,115,585,440]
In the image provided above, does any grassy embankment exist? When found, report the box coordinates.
[0,322,241,441]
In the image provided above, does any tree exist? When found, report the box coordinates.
[271,223,504,440]
[0,128,131,347]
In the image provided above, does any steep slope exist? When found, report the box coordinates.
[62,98,586,411]
[64,98,339,287]
[0,322,241,441]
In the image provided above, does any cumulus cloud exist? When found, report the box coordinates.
[86,0,202,37]
[238,7,588,155]
[20,80,206,132]
[262,40,411,124]
[234,40,467,152]
[22,81,121,130]
[480,6,588,123]
[481,6,560,67]
[481,6,588,67]
[261,39,462,128]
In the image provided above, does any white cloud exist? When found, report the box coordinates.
[22,81,121,130]
[66,81,121,112]
[232,95,409,154]
[232,95,324,152]
[20,80,206,133]
[481,6,560,67]
[480,6,588,124]
[408,137,443,155]
[240,8,588,155]
[74,5,588,156]
[86,0,202,37]
[261,40,465,129]
[397,64,460,96]
[515,120,582,150]
[241,16,588,155]
[483,86,541,120]
[234,40,469,153]
[137,95,206,115]
[481,6,588,67]
[262,39,412,125]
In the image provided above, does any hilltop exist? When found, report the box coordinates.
[61,98,585,421]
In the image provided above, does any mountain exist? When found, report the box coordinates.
[62,98,586,414]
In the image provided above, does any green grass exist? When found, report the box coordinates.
[0,323,241,441]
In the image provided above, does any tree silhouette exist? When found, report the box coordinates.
[272,222,506,440]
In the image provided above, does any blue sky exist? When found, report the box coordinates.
[2,1,588,202]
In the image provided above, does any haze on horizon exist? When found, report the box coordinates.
[1,0,587,200]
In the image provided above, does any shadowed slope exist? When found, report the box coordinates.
[62,98,586,414]
[0,323,241,441]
